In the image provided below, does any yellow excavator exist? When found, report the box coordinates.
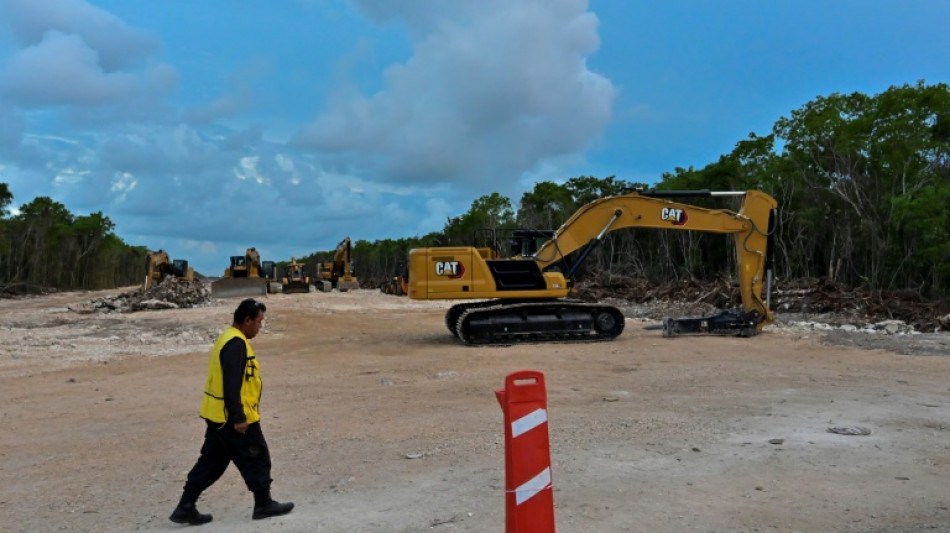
[211,247,279,298]
[144,250,194,290]
[408,189,777,345]
[315,237,360,292]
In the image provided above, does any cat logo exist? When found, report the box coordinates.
[661,207,688,226]
[435,261,465,279]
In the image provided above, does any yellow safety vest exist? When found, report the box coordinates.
[199,326,262,424]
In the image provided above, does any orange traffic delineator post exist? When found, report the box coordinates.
[496,370,556,533]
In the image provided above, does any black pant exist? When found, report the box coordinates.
[183,420,273,496]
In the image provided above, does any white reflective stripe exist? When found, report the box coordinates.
[511,408,547,438]
[515,467,551,505]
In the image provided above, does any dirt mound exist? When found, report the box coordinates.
[67,276,213,313]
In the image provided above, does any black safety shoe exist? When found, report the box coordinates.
[169,503,213,525]
[252,499,294,519]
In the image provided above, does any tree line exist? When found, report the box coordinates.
[2,82,948,300]
[346,82,950,300]
[0,188,145,294]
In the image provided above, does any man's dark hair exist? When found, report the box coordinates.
[234,298,266,324]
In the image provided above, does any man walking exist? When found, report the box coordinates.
[170,298,294,524]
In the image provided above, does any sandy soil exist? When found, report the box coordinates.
[0,287,948,533]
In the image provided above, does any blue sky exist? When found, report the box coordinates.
[1,0,947,276]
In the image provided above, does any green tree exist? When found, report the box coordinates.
[441,192,516,247]
[516,181,574,230]
[68,212,117,288]
[0,188,144,293]
[564,175,635,204]
[774,81,950,292]
[0,183,11,217]
[16,197,74,287]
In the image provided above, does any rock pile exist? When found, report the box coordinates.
[69,277,213,313]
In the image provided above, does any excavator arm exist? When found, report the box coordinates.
[144,250,173,290]
[531,189,777,323]
[331,239,348,278]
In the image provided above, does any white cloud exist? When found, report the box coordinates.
[0,0,176,108]
[26,133,79,145]
[295,0,615,193]
[110,172,137,203]
[0,0,161,70]
[53,167,87,185]
[235,156,265,184]
[0,0,616,276]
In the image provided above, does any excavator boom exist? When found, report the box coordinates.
[408,189,777,345]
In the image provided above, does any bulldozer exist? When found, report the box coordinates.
[281,257,315,294]
[211,247,280,298]
[314,237,360,292]
[144,250,194,290]
[408,189,778,345]
[379,273,408,296]
[378,262,409,296]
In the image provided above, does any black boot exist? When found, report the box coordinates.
[252,490,294,520]
[170,491,213,525]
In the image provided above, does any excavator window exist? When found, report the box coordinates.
[260,261,276,280]
[173,260,189,278]
[509,229,555,257]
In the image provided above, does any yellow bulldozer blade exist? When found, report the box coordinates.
[282,281,314,294]
[336,280,360,292]
[210,278,268,298]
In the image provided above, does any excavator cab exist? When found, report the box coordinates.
[509,229,555,257]
[172,260,193,280]
[260,261,277,281]
[229,256,249,277]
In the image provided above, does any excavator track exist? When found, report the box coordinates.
[445,300,503,338]
[451,300,625,346]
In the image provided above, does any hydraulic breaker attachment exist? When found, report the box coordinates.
[661,310,763,338]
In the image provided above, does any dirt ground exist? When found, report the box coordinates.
[0,287,948,533]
